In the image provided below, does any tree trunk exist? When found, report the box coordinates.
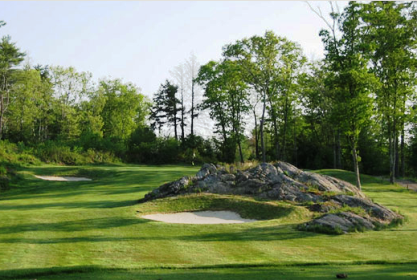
[272,116,279,161]
[395,134,399,178]
[180,88,185,143]
[174,115,178,141]
[333,133,337,169]
[293,120,298,167]
[260,91,267,163]
[267,95,279,160]
[238,139,244,163]
[349,136,361,190]
[337,129,342,169]
[0,94,4,140]
[191,81,195,137]
[253,111,259,160]
[282,97,289,161]
[389,128,396,184]
[352,144,361,190]
[401,126,405,178]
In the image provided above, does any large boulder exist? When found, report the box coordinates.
[300,212,376,234]
[332,195,399,221]
[139,162,403,233]
[195,163,217,180]
[139,176,190,202]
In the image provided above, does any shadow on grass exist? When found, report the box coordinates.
[0,223,318,243]
[1,263,417,280]
[0,217,148,235]
[0,236,145,244]
[0,199,138,211]
[173,224,319,242]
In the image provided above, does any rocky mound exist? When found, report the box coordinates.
[139,162,403,234]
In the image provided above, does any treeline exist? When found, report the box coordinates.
[0,21,216,167]
[1,2,417,188]
[150,2,417,189]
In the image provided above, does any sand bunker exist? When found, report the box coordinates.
[141,211,257,224]
[34,175,92,182]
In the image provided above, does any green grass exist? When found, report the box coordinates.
[0,165,416,279]
[3,264,417,280]
[137,193,312,221]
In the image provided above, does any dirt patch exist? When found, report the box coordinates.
[377,176,417,192]
[396,179,417,192]
[141,211,257,224]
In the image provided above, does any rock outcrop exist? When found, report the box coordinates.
[139,162,403,234]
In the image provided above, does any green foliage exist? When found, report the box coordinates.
[0,33,25,139]
[320,2,377,189]
[222,30,306,162]
[100,78,149,140]
[150,80,181,139]
[0,140,38,191]
[0,140,40,166]
[34,141,120,165]
[196,60,250,163]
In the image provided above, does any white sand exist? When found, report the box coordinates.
[141,211,257,224]
[34,175,92,182]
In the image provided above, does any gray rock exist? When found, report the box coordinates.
[220,173,236,182]
[236,170,250,184]
[302,212,375,234]
[139,162,403,233]
[139,176,190,202]
[322,175,364,198]
[235,178,266,194]
[295,171,341,193]
[274,161,302,178]
[195,163,217,180]
[332,195,400,222]
[309,201,341,213]
[247,163,278,181]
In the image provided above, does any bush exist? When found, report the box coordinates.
[35,141,120,165]
[0,140,40,166]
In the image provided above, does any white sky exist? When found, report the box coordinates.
[0,1,348,98]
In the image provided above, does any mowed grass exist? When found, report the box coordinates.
[0,164,416,279]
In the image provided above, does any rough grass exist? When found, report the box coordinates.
[0,165,416,279]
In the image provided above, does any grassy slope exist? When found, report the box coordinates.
[0,165,416,279]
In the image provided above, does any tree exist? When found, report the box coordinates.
[50,66,94,140]
[7,65,43,142]
[299,61,340,169]
[319,2,375,190]
[31,64,54,142]
[185,54,200,137]
[170,63,187,143]
[362,1,417,182]
[223,31,304,162]
[274,39,306,161]
[248,89,261,160]
[79,88,106,138]
[100,79,149,141]
[150,80,180,140]
[196,60,250,163]
[0,22,25,139]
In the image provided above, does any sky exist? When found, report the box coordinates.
[0,1,348,98]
